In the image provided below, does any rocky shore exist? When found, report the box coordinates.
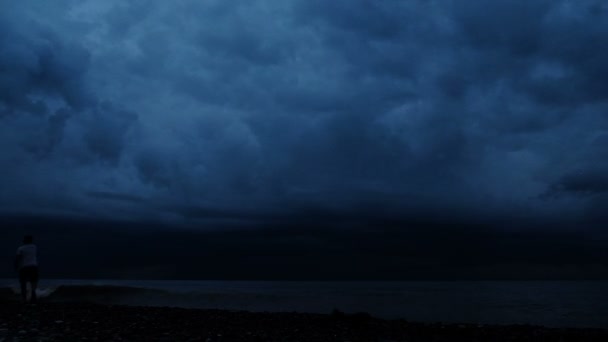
[1,301,607,341]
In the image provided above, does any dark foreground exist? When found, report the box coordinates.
[0,302,607,342]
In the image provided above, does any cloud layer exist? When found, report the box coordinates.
[1,0,608,228]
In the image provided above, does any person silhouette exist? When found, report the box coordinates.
[15,235,38,303]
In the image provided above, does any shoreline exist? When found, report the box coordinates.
[1,301,607,341]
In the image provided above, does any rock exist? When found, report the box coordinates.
[55,320,64,324]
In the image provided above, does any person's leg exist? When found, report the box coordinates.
[19,269,27,302]
[30,267,38,303]
[30,281,37,302]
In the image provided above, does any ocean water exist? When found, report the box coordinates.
[1,279,607,328]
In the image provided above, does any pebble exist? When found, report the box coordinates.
[1,301,607,341]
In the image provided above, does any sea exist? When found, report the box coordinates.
[1,279,607,329]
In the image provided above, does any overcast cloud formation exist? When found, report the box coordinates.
[1,0,608,229]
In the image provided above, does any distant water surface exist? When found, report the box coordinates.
[1,279,607,328]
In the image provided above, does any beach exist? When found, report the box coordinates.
[1,301,608,342]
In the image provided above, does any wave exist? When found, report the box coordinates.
[0,285,168,304]
[50,285,167,299]
[0,285,294,310]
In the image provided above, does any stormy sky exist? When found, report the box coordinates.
[2,1,608,279]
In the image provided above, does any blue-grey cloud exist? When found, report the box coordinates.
[544,169,608,198]
[1,0,607,228]
[86,190,145,203]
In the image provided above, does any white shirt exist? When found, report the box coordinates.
[16,244,38,269]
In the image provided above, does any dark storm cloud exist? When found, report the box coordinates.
[1,0,607,229]
[0,25,91,115]
[451,0,608,107]
[0,4,141,217]
[86,191,145,204]
[547,170,608,197]
[83,102,138,163]
[0,15,86,162]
